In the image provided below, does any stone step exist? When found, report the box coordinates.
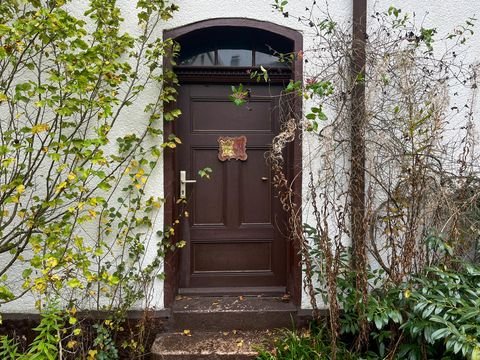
[151,329,275,360]
[169,296,298,331]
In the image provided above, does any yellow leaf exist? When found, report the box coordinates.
[404,289,411,299]
[472,347,480,360]
[55,181,67,193]
[183,329,191,336]
[34,278,46,293]
[16,184,25,194]
[135,168,145,178]
[177,240,186,248]
[88,349,97,359]
[0,92,7,102]
[67,172,76,181]
[31,123,50,134]
[67,340,77,349]
[46,257,58,268]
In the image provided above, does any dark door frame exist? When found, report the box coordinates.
[163,18,303,308]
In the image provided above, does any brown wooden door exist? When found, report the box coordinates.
[176,84,287,294]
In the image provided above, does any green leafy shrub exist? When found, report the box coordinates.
[398,264,480,359]
[336,262,480,359]
[256,326,358,360]
[0,301,64,359]
[262,262,480,360]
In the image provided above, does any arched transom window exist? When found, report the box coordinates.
[175,26,294,68]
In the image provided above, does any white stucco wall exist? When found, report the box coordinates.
[1,0,479,313]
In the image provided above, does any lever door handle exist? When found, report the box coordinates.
[180,170,196,199]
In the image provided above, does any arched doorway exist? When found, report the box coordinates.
[163,19,302,307]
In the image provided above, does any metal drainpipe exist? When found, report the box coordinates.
[350,0,367,272]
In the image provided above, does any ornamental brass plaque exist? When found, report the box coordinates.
[217,136,247,161]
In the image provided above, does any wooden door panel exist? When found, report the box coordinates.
[192,242,271,272]
[177,84,286,292]
[239,148,272,225]
[190,226,274,239]
[191,148,225,226]
[191,98,274,132]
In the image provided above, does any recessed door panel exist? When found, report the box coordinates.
[192,148,225,226]
[193,242,272,272]
[240,148,272,225]
[191,98,273,133]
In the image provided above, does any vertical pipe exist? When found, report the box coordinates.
[351,0,367,267]
[350,0,368,347]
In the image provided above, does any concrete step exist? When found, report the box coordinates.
[169,296,298,331]
[151,329,275,360]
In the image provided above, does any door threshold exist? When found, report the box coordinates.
[178,286,286,297]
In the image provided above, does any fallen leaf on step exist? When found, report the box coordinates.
[182,329,192,336]
[236,339,244,347]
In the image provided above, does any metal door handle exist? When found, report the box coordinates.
[180,170,196,199]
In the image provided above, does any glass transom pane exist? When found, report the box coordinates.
[255,51,289,68]
[217,49,252,66]
[180,51,215,66]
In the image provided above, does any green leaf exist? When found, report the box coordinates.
[98,181,112,191]
[0,286,15,301]
[22,268,33,279]
[430,327,451,341]
[66,278,83,289]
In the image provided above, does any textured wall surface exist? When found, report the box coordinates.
[2,0,479,312]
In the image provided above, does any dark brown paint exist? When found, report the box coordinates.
[177,84,287,291]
